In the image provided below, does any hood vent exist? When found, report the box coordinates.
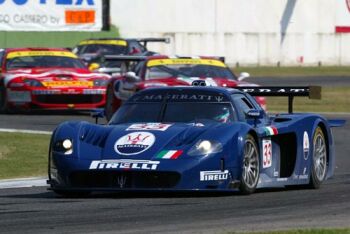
[80,125,112,147]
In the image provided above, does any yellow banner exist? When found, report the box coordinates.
[7,51,78,59]
[147,59,226,68]
[42,81,93,87]
[79,40,127,46]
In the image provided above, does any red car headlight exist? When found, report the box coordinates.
[23,78,43,87]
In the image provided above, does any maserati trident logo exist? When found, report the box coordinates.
[114,132,155,155]
[117,175,127,188]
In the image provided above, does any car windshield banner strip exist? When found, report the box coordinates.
[79,40,127,46]
[129,90,230,103]
[147,59,226,68]
[237,86,321,113]
[7,51,78,59]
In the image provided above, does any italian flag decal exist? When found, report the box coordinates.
[156,150,183,159]
[264,126,278,136]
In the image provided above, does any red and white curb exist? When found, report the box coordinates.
[0,177,47,189]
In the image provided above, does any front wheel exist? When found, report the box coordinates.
[239,134,260,194]
[309,126,327,189]
[0,85,8,113]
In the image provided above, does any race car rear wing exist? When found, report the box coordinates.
[103,55,147,62]
[102,55,147,72]
[136,38,170,48]
[236,86,321,113]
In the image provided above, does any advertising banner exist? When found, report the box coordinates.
[335,0,350,33]
[0,0,103,31]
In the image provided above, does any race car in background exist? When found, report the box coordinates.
[48,85,345,196]
[0,48,110,112]
[103,55,264,120]
[72,38,170,75]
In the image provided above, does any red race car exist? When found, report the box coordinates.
[0,48,110,112]
[104,55,265,120]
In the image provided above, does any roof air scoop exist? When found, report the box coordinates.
[191,80,207,86]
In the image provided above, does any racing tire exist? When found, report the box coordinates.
[53,190,91,198]
[239,134,260,195]
[105,86,115,121]
[308,126,327,189]
[0,84,8,113]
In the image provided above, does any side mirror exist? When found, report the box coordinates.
[125,71,141,82]
[238,72,250,81]
[91,109,105,124]
[245,109,262,119]
[245,109,262,127]
[88,63,100,71]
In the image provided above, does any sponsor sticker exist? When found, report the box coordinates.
[303,131,310,160]
[126,123,173,131]
[114,132,155,155]
[200,170,229,181]
[7,90,31,102]
[42,81,93,87]
[264,126,278,136]
[262,139,272,168]
[89,159,160,170]
[156,150,183,160]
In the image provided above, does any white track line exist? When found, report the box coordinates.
[0,177,47,189]
[0,128,51,135]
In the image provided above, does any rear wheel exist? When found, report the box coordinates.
[53,190,90,198]
[239,134,260,194]
[309,126,327,189]
[105,86,115,121]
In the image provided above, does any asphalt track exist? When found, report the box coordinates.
[0,76,349,233]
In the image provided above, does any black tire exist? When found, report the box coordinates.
[239,134,260,195]
[53,190,90,198]
[105,86,115,121]
[0,84,8,113]
[309,126,327,189]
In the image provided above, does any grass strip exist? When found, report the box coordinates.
[228,228,350,234]
[0,132,50,179]
[266,87,350,113]
[233,66,350,77]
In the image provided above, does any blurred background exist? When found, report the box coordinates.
[1,0,350,67]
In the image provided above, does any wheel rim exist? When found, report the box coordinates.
[313,132,327,181]
[242,139,259,189]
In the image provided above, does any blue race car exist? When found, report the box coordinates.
[47,85,344,196]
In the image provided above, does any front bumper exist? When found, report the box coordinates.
[48,153,241,192]
[6,88,106,110]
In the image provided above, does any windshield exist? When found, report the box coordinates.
[110,102,234,124]
[6,56,86,70]
[145,59,237,80]
[76,44,127,55]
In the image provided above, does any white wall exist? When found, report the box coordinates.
[110,0,350,66]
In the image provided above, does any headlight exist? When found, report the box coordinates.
[188,140,223,156]
[23,79,43,87]
[93,79,108,87]
[53,139,73,155]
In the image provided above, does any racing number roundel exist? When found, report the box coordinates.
[114,132,155,155]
